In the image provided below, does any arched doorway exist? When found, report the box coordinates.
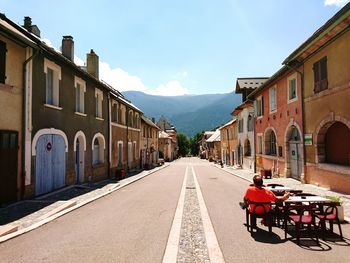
[288,126,302,180]
[74,134,86,184]
[35,134,66,195]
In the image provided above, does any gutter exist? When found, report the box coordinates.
[21,48,39,199]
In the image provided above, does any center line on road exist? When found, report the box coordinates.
[192,166,225,263]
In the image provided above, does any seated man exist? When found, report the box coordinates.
[244,175,290,214]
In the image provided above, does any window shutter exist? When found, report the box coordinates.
[253,100,257,117]
[0,41,6,84]
[261,96,264,115]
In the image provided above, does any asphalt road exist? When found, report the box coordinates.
[0,157,349,263]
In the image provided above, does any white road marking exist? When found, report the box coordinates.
[192,166,226,263]
[162,166,188,263]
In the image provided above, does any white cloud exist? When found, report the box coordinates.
[324,0,349,7]
[151,80,189,96]
[99,61,148,92]
[74,55,85,66]
[99,61,189,96]
[182,71,188,77]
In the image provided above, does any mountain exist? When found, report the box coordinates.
[122,91,241,137]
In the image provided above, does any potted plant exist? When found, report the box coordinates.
[324,196,344,222]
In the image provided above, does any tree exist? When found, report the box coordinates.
[177,133,190,157]
[190,131,204,156]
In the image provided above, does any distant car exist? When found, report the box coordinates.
[158,158,165,165]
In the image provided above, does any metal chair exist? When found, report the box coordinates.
[245,201,273,234]
[284,204,319,244]
[316,202,343,240]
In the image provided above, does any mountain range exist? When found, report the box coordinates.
[122,91,242,137]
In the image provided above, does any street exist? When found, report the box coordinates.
[0,158,349,263]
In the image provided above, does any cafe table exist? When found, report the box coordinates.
[284,196,330,203]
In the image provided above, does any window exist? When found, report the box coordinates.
[255,96,264,117]
[0,41,6,84]
[44,59,61,107]
[133,141,137,160]
[92,136,104,165]
[95,89,103,119]
[257,135,263,154]
[75,77,86,114]
[288,74,297,101]
[264,129,277,156]
[244,139,251,156]
[238,119,243,133]
[119,104,126,125]
[118,142,123,166]
[313,56,328,93]
[128,110,133,127]
[112,102,118,123]
[269,86,276,113]
[247,115,253,132]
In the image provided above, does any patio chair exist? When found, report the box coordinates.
[315,202,343,240]
[284,204,319,244]
[245,201,273,234]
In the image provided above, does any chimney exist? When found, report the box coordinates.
[86,49,99,79]
[23,16,32,29]
[152,117,155,123]
[23,16,41,37]
[62,36,74,61]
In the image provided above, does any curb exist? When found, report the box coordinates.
[0,164,170,243]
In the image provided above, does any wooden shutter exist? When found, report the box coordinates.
[0,41,6,84]
[261,96,264,115]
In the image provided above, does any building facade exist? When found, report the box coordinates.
[219,119,236,165]
[233,78,267,172]
[140,116,160,169]
[0,14,36,204]
[248,67,304,180]
[283,3,350,193]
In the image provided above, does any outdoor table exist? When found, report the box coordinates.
[284,196,330,203]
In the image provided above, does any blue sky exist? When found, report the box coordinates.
[1,0,349,95]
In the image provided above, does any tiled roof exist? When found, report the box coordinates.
[141,115,160,130]
[206,129,221,142]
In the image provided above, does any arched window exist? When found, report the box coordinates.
[289,126,300,141]
[92,135,105,165]
[247,115,254,132]
[128,110,133,127]
[325,122,350,165]
[244,139,251,156]
[265,129,277,156]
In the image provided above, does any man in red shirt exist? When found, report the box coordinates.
[244,175,290,214]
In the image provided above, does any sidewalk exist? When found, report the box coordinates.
[215,164,350,222]
[0,164,169,242]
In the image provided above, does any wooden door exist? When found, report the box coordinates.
[35,134,65,195]
[0,131,18,204]
[290,142,301,180]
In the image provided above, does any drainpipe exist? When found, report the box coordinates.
[107,93,111,179]
[21,49,38,199]
[126,108,129,173]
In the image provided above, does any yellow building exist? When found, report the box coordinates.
[141,116,160,169]
[0,14,35,204]
[283,3,350,194]
[219,118,237,166]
